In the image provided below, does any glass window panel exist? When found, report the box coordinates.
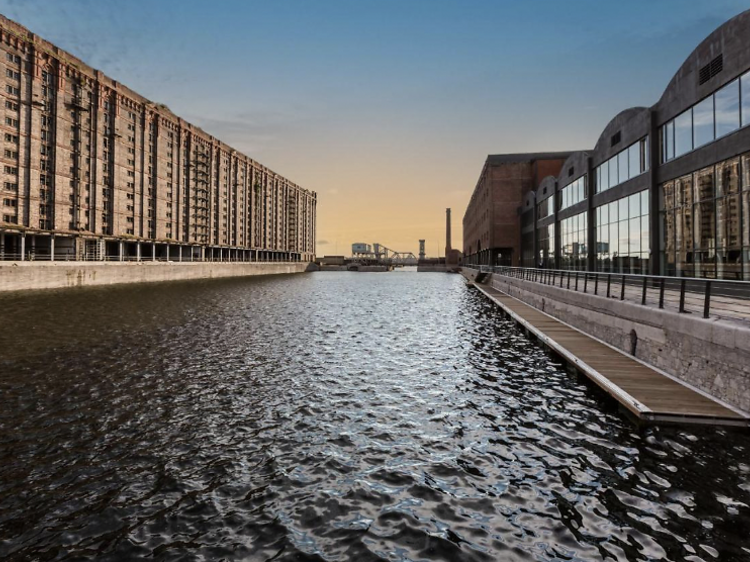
[662,181,674,210]
[666,121,675,161]
[601,161,609,192]
[641,189,650,216]
[717,248,742,280]
[609,222,618,256]
[618,150,628,184]
[619,197,629,221]
[674,109,692,157]
[717,195,741,249]
[694,199,716,254]
[677,174,693,208]
[716,158,739,196]
[643,136,649,171]
[596,167,601,194]
[629,192,640,218]
[610,200,618,223]
[693,96,715,148]
[600,225,609,243]
[619,220,630,256]
[745,191,750,248]
[742,71,750,127]
[641,215,650,254]
[676,206,693,277]
[630,217,641,257]
[694,166,714,202]
[600,203,608,225]
[715,79,740,138]
[609,156,618,187]
[628,143,640,180]
[663,209,675,262]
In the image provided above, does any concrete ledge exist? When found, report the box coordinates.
[0,261,310,292]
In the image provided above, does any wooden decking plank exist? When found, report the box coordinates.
[474,283,748,426]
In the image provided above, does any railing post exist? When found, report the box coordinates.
[641,276,648,305]
[575,271,579,291]
[606,274,611,298]
[560,271,564,288]
[659,278,665,309]
[567,270,571,290]
[620,275,626,300]
[703,281,711,319]
[594,273,599,295]
[583,272,588,293]
[679,278,687,313]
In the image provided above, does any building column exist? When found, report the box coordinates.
[50,235,55,262]
[136,242,142,262]
[179,245,183,262]
[586,156,596,273]
[119,241,124,262]
[20,233,25,261]
[152,242,156,262]
[0,232,5,258]
[648,109,660,276]
[201,246,205,261]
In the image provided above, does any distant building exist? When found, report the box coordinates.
[352,243,372,255]
[0,14,316,262]
[463,153,573,267]
[464,9,750,280]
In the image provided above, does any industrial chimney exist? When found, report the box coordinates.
[445,208,452,257]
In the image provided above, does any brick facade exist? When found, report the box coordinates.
[0,14,316,262]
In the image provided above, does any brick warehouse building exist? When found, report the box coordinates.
[464,9,750,281]
[0,15,316,262]
[462,152,573,267]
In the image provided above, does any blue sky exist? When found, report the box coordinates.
[1,0,747,255]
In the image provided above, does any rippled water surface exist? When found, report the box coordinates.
[1,271,750,561]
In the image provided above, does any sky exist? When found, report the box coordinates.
[0,0,747,256]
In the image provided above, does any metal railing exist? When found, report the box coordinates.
[477,265,750,322]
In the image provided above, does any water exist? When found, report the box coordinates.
[1,271,749,561]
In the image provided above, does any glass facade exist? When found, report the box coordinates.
[660,155,747,279]
[660,75,746,163]
[595,138,649,194]
[560,212,587,270]
[559,175,586,210]
[537,196,552,220]
[596,191,650,274]
[537,223,554,268]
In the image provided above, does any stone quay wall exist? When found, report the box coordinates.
[0,261,310,292]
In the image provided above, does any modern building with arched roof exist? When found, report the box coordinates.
[465,8,750,280]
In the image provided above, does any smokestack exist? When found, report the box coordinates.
[445,208,452,256]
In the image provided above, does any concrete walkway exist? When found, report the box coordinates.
[473,283,749,427]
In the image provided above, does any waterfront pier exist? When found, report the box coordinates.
[465,266,750,425]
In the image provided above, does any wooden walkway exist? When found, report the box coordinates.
[473,283,749,427]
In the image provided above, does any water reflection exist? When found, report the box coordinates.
[0,272,749,561]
